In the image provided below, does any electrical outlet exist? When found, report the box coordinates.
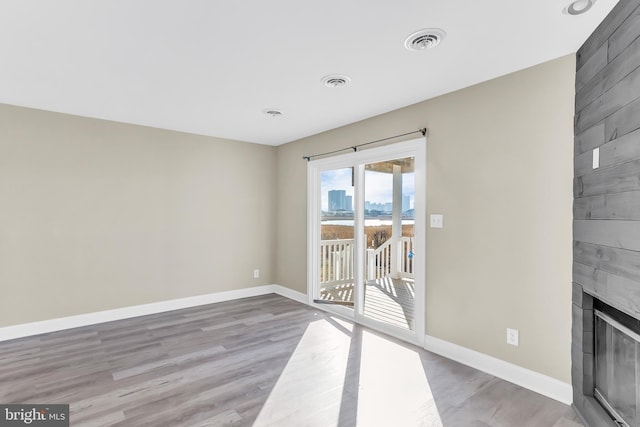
[430,214,444,228]
[253,269,260,279]
[507,328,519,347]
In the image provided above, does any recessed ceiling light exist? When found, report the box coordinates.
[262,109,283,117]
[565,0,595,15]
[321,74,351,88]
[404,28,446,51]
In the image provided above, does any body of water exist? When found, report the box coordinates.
[322,219,414,226]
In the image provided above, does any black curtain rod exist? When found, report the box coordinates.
[302,128,427,161]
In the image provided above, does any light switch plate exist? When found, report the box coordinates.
[430,214,443,228]
[593,147,600,169]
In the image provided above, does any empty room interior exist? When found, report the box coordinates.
[2,0,640,426]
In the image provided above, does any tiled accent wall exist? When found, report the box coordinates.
[573,1,640,425]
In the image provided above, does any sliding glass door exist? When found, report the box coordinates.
[307,139,426,345]
[362,157,416,331]
[315,167,355,308]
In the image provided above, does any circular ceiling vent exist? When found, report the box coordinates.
[565,0,595,15]
[321,74,351,88]
[404,28,446,51]
[262,109,283,117]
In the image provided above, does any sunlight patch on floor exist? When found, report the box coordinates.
[356,330,443,427]
[252,317,353,427]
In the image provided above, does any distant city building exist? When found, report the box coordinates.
[365,201,392,212]
[403,195,410,212]
[329,192,414,213]
[328,189,347,211]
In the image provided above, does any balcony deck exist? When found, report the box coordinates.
[319,277,415,331]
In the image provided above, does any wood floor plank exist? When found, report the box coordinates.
[0,294,580,426]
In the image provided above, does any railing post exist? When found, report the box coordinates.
[409,237,414,275]
[367,248,375,281]
[334,245,340,281]
[391,164,402,279]
[396,240,404,277]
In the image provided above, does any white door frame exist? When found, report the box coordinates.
[307,137,426,346]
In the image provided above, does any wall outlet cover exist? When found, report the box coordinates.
[507,328,519,347]
[430,214,444,228]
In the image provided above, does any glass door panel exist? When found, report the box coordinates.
[362,157,415,330]
[315,168,355,308]
[307,138,425,345]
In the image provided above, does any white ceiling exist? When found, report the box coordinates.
[0,0,619,146]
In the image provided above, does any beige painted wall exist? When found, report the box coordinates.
[0,104,276,327]
[1,54,575,383]
[276,55,575,382]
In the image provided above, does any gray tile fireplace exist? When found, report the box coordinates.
[573,1,640,426]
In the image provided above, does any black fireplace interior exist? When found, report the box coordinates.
[594,299,640,427]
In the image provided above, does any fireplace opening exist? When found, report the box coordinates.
[594,299,640,427]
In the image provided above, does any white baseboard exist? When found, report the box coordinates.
[272,284,308,304]
[423,334,573,405]
[0,285,308,342]
[1,287,572,406]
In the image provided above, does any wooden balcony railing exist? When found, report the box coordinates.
[319,239,355,285]
[319,237,414,286]
[366,236,414,280]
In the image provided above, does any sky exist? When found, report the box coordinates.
[321,167,415,211]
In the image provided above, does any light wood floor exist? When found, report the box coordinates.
[0,294,581,426]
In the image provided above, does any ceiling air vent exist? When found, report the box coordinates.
[404,28,446,51]
[321,74,351,88]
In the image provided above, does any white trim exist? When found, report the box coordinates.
[0,285,573,407]
[423,334,573,405]
[0,285,308,342]
[271,285,308,304]
[307,159,321,306]
[306,137,427,345]
[412,139,427,343]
